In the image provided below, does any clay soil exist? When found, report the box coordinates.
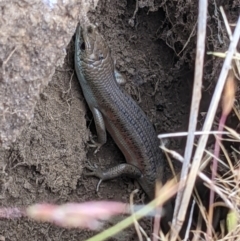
[0,0,239,240]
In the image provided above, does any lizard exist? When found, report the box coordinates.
[74,22,166,202]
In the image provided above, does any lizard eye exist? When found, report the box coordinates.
[87,26,93,34]
[80,42,85,50]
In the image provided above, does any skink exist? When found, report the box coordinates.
[74,23,165,200]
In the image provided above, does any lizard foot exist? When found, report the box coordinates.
[87,135,103,154]
[84,161,104,192]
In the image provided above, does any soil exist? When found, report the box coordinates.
[0,0,239,240]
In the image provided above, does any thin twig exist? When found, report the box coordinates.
[128,0,139,27]
[177,21,197,56]
[2,46,17,76]
[176,15,240,241]
[170,1,208,240]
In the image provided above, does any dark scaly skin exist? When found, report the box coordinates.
[74,23,165,200]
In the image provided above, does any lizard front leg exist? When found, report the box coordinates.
[85,163,143,192]
[88,107,107,154]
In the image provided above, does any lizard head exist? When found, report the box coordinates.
[76,23,109,65]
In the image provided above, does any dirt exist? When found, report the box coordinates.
[0,0,239,240]
[0,0,85,149]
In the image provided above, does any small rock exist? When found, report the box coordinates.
[0,235,5,241]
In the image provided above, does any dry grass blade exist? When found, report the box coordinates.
[220,6,240,80]
[214,161,240,241]
[183,200,195,241]
[158,131,229,139]
[129,190,152,241]
[170,145,233,209]
[175,15,240,241]
[170,1,208,240]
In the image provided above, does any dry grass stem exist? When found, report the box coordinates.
[220,6,233,40]
[129,190,145,241]
[158,131,229,139]
[170,2,208,238]
[183,200,195,241]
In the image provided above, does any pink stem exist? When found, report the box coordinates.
[0,207,25,219]
[207,114,226,237]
